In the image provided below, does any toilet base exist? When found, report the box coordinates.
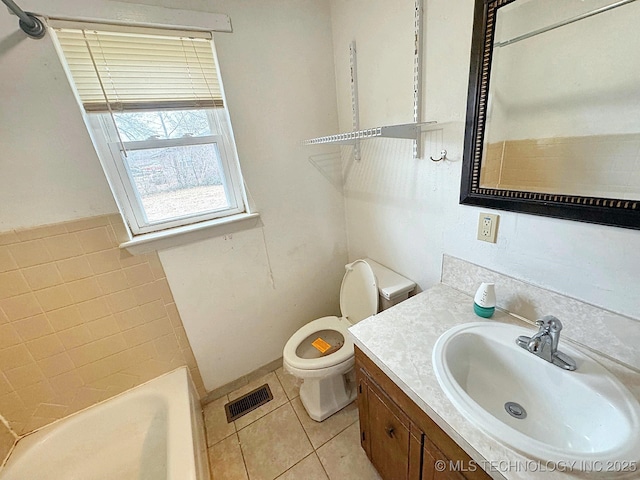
[299,369,357,422]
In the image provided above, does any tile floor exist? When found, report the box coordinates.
[203,367,382,480]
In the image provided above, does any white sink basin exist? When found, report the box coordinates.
[432,322,640,469]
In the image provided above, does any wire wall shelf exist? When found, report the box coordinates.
[303,122,437,146]
[304,0,435,160]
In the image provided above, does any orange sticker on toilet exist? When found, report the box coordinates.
[312,337,331,353]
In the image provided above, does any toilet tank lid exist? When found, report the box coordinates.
[363,258,416,300]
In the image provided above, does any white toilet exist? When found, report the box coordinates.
[283,258,415,421]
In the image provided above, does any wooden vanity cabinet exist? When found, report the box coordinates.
[355,346,491,480]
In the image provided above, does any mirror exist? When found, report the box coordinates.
[461,0,640,230]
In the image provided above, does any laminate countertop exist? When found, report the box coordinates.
[348,283,640,480]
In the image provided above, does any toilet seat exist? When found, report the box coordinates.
[283,316,354,372]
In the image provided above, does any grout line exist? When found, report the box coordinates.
[316,449,332,480]
[289,397,316,450]
[235,431,250,480]
[273,451,316,479]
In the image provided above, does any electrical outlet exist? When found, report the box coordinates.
[477,213,499,243]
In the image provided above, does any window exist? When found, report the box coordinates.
[52,23,248,235]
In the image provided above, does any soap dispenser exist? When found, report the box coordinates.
[473,282,496,318]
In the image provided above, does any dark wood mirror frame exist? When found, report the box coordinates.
[460,0,640,230]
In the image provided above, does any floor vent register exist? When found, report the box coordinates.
[224,384,273,423]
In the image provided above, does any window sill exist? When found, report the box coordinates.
[120,212,261,255]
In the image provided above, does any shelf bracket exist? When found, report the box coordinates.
[413,0,424,159]
[303,0,431,159]
[350,41,361,161]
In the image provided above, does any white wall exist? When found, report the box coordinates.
[330,0,640,320]
[0,0,348,391]
[157,0,348,390]
[0,10,117,230]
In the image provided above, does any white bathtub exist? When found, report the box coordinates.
[0,367,209,480]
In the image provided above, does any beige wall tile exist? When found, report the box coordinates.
[15,224,67,242]
[0,247,18,273]
[42,234,84,261]
[48,371,83,396]
[22,263,63,291]
[46,305,83,331]
[67,334,127,367]
[190,367,206,399]
[56,256,93,282]
[13,314,54,341]
[35,285,73,312]
[0,392,23,417]
[77,358,121,385]
[174,327,191,350]
[57,325,93,350]
[132,282,162,306]
[118,250,146,268]
[146,252,166,279]
[0,215,201,437]
[0,293,42,321]
[0,271,30,300]
[76,228,115,254]
[66,386,107,413]
[153,333,180,357]
[76,297,111,322]
[0,324,22,350]
[5,363,45,390]
[0,232,19,251]
[38,353,75,377]
[154,278,174,305]
[122,317,172,348]
[127,342,156,365]
[33,403,68,419]
[16,381,56,409]
[181,347,198,370]
[86,249,121,274]
[8,240,52,268]
[106,289,137,314]
[0,345,33,370]
[26,334,65,361]
[166,302,181,327]
[0,232,20,246]
[89,371,137,393]
[86,316,119,339]
[110,220,130,245]
[139,300,166,323]
[66,277,102,303]
[64,216,110,233]
[0,420,16,464]
[114,307,145,331]
[0,374,12,397]
[96,270,128,295]
[123,263,154,287]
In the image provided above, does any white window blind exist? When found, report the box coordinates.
[54,26,224,112]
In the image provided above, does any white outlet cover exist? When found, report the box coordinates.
[477,212,499,243]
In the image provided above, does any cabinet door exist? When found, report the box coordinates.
[422,437,465,480]
[357,373,370,458]
[367,382,411,480]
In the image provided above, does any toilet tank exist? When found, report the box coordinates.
[363,258,416,311]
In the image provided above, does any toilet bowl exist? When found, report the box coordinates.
[283,258,415,421]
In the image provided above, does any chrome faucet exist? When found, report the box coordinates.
[516,315,576,371]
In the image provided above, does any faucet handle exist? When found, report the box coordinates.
[541,315,562,332]
[536,315,562,331]
[534,318,549,332]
